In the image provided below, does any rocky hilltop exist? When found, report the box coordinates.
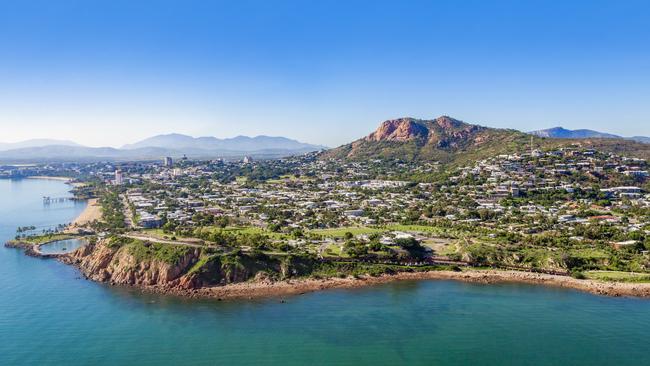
[365,116,487,147]
[323,116,529,164]
[323,115,650,164]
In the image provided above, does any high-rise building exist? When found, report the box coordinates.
[163,156,173,167]
[114,169,124,185]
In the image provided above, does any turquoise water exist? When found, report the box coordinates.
[2,179,650,365]
[39,238,88,255]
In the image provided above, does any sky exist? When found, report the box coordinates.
[0,0,649,148]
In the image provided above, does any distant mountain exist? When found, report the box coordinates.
[0,139,81,151]
[123,133,327,152]
[323,116,650,164]
[0,133,326,162]
[529,127,649,144]
[630,136,650,144]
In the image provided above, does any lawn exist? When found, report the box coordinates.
[17,233,75,245]
[211,226,288,240]
[144,226,288,240]
[384,224,447,234]
[584,270,650,283]
[310,226,384,238]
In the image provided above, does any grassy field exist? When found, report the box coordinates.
[266,174,315,184]
[144,226,288,240]
[321,243,346,257]
[16,233,75,245]
[310,224,452,238]
[310,226,385,238]
[217,226,288,240]
[384,224,448,234]
[584,270,650,283]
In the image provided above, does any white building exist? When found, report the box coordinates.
[114,170,124,185]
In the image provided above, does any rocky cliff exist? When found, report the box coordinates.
[62,239,316,291]
[65,240,200,287]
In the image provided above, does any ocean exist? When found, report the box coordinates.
[1,178,650,366]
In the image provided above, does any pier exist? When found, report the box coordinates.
[42,196,72,204]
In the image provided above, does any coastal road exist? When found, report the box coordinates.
[123,233,213,249]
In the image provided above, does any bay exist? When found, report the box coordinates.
[1,178,649,366]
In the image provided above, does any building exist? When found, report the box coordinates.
[114,169,124,185]
[243,156,253,164]
[163,157,173,167]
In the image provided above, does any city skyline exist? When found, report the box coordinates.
[1,0,649,147]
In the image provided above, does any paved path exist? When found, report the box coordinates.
[123,233,208,248]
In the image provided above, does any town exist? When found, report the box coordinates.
[6,144,650,279]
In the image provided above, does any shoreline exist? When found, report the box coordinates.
[24,176,73,182]
[68,198,101,230]
[86,268,650,301]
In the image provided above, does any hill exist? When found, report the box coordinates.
[0,139,81,151]
[530,127,649,144]
[323,116,650,165]
[0,134,326,163]
[122,133,326,152]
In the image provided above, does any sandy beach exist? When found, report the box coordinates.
[69,199,101,229]
[129,269,650,301]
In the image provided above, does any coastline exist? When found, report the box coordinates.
[25,176,73,182]
[90,268,650,301]
[68,198,101,229]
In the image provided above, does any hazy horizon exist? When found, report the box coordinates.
[1,0,649,147]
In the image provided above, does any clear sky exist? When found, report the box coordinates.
[0,0,648,147]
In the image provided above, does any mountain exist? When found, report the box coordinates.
[122,133,326,152]
[324,116,650,164]
[529,127,649,144]
[631,136,650,144]
[324,116,530,164]
[0,133,326,162]
[0,139,81,151]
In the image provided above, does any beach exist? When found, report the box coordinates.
[68,198,101,229]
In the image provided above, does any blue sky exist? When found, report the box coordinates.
[0,0,648,147]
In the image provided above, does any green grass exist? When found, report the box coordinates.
[384,224,447,234]
[584,270,650,283]
[321,243,346,257]
[142,228,173,237]
[187,254,215,274]
[266,174,315,184]
[125,239,193,265]
[310,226,384,238]
[217,226,288,240]
[15,233,75,245]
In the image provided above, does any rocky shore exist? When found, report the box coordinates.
[131,269,650,301]
[52,239,650,301]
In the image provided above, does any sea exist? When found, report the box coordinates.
[1,178,650,365]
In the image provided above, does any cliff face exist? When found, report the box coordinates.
[63,240,315,291]
[65,241,201,287]
[366,118,429,142]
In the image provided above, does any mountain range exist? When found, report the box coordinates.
[529,127,650,143]
[324,116,650,165]
[0,134,326,162]
[122,134,327,152]
[2,120,649,163]
[0,139,81,151]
